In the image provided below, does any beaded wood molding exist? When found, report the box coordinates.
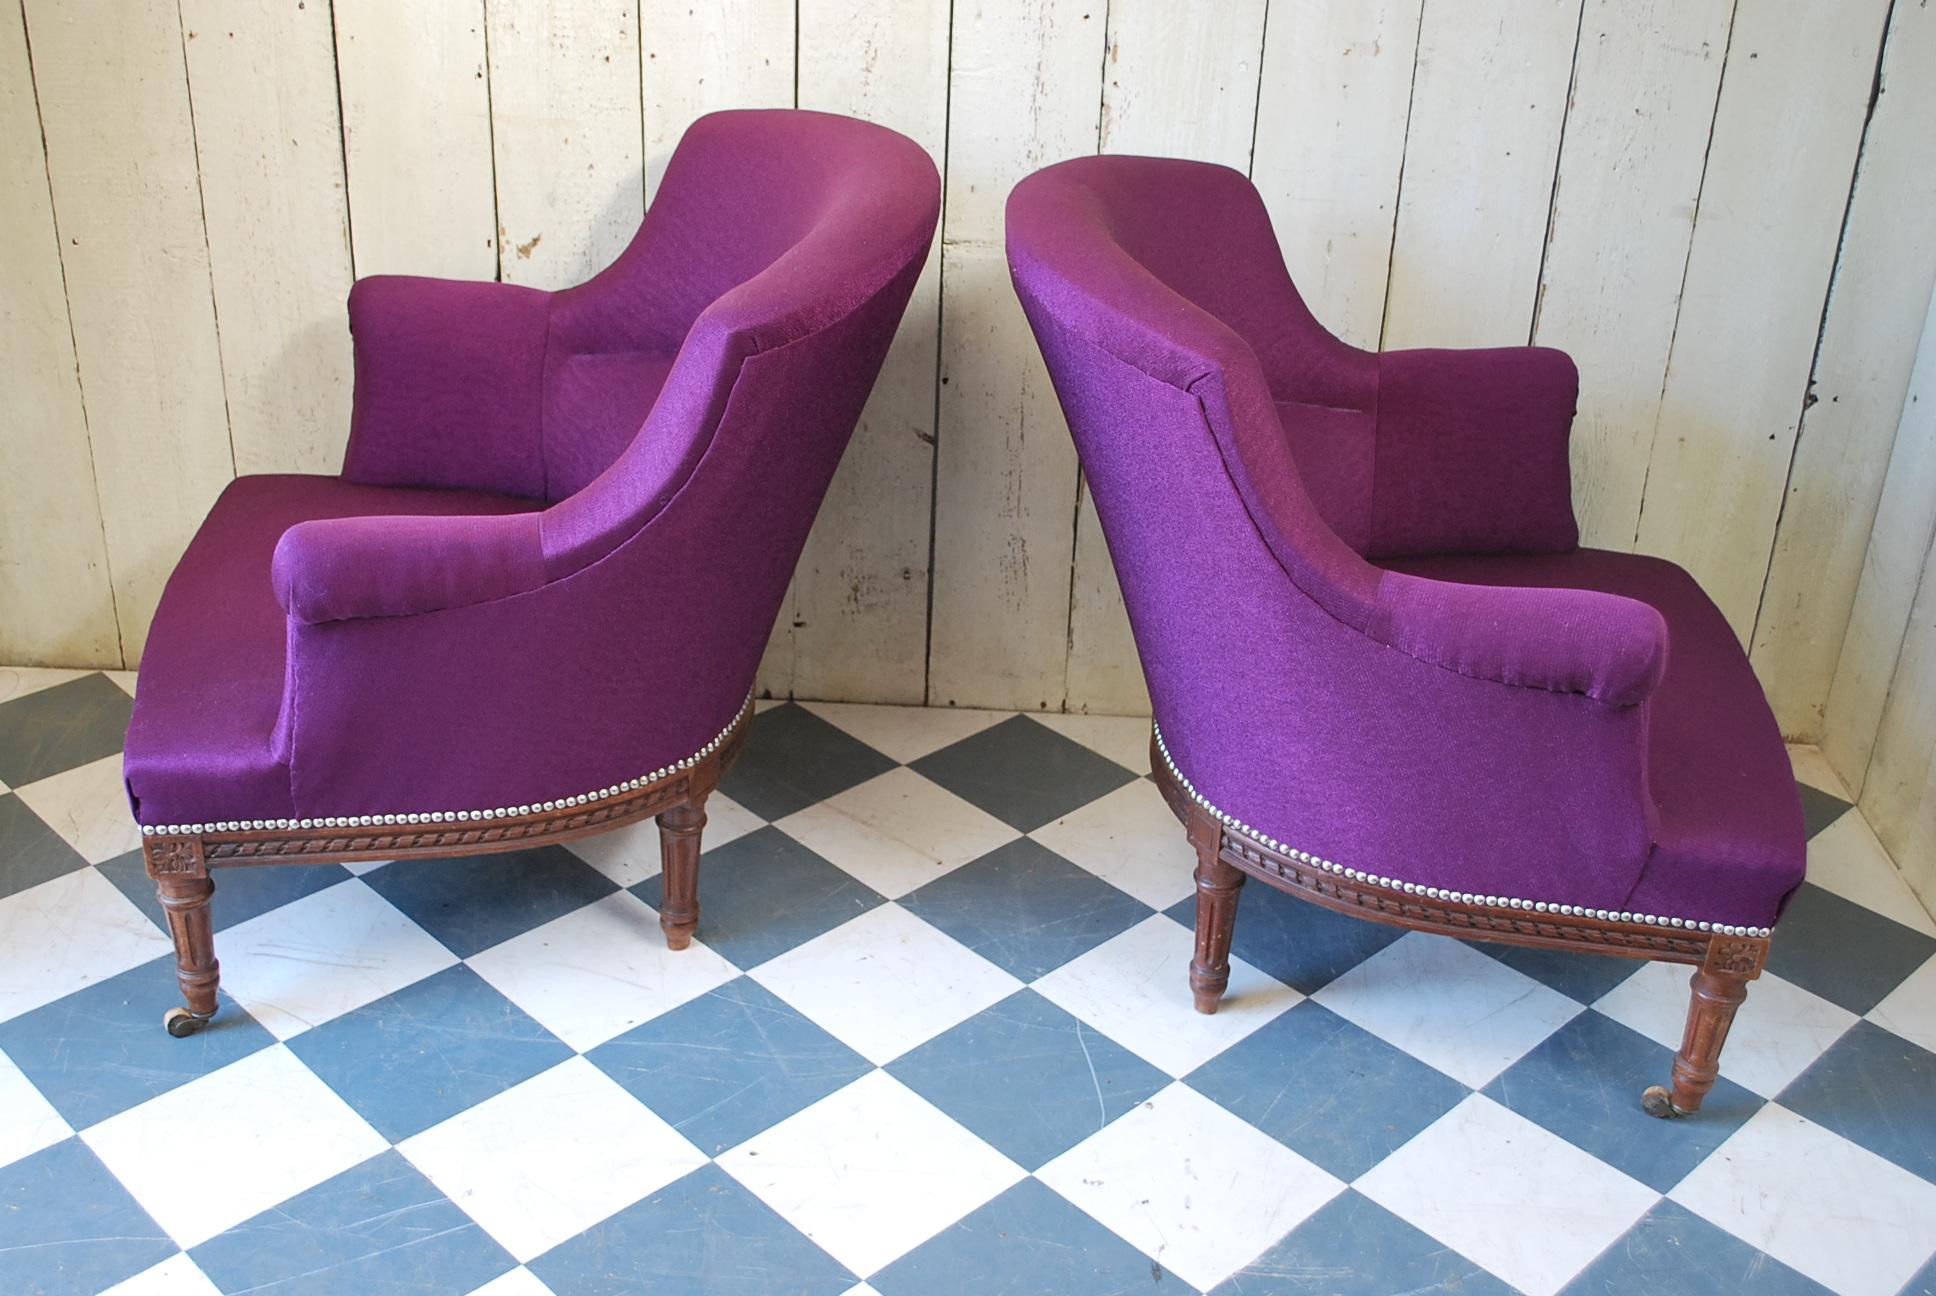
[139,696,752,871]
[1150,723,1773,972]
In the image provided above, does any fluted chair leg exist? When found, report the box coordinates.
[657,798,708,950]
[1643,955,1758,1118]
[156,872,219,1037]
[1188,812,1244,1014]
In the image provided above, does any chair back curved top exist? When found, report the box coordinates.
[1006,154,1804,930]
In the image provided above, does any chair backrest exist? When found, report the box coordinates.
[541,109,941,575]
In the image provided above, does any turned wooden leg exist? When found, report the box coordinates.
[1643,937,1766,1117]
[1188,813,1244,1014]
[657,799,707,950]
[155,872,219,1036]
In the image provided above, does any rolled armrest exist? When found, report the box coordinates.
[272,511,547,625]
[342,276,552,499]
[1368,570,1667,707]
[1368,345,1580,559]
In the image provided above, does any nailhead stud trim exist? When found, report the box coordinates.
[1151,722,1771,940]
[143,694,753,839]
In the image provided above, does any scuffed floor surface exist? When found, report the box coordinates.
[1,665,1933,1296]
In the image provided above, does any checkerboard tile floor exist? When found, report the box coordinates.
[2,664,1933,1296]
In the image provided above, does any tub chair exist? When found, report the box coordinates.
[124,110,940,1037]
[1005,155,1804,1118]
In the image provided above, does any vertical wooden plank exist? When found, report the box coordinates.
[1858,543,1936,908]
[1532,0,1730,550]
[1062,0,1268,716]
[1250,0,1422,349]
[26,0,234,663]
[487,0,644,289]
[777,0,949,704]
[1633,0,1889,638]
[334,0,497,279]
[928,0,1102,710]
[1825,286,1936,797]
[640,0,793,199]
[180,0,355,476]
[0,0,118,666]
[1752,0,1936,737]
[1381,0,1580,349]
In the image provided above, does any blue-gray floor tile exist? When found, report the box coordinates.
[910,715,1138,832]
[362,846,617,958]
[1765,885,1936,1015]
[1210,1189,1510,1296]
[286,964,571,1141]
[0,795,89,901]
[586,977,870,1156]
[191,1149,516,1295]
[0,1138,176,1295]
[0,954,273,1129]
[888,989,1168,1170]
[530,1163,854,1296]
[872,1177,1174,1295]
[97,850,352,933]
[1166,885,1403,997]
[0,672,133,788]
[1559,1199,1831,1296]
[1484,1009,1759,1192]
[901,839,1153,980]
[1186,1001,1467,1181]
[1779,1018,1936,1184]
[721,703,896,820]
[1474,940,1644,1004]
[1797,781,1853,841]
[633,827,882,970]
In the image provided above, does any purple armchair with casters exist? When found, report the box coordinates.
[1005,155,1805,1119]
[122,109,940,1037]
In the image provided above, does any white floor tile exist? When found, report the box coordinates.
[400,1056,706,1264]
[98,1253,222,1296]
[750,903,1022,1065]
[1030,779,1196,910]
[468,891,738,1051]
[1313,932,1580,1088]
[1671,1104,1936,1296]
[1787,744,1851,801]
[1868,953,1936,1054]
[0,867,172,1021]
[0,1048,70,1168]
[84,1044,388,1247]
[1594,962,1858,1098]
[13,754,142,863]
[801,701,1008,763]
[0,665,91,704]
[717,1069,1024,1278]
[562,793,763,888]
[1356,1094,1657,1296]
[216,880,457,1039]
[1033,914,1297,1077]
[1038,1081,1343,1291]
[465,1268,557,1296]
[775,768,1019,898]
[1029,712,1152,775]
[1805,811,1936,937]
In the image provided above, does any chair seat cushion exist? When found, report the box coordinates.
[124,474,541,829]
[1383,548,1806,924]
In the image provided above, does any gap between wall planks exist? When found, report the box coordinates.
[3,0,1931,782]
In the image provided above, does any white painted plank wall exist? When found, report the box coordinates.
[1250,0,1422,350]
[1751,0,1936,737]
[1381,0,1580,349]
[0,0,118,666]
[334,1,498,279]
[25,0,236,662]
[181,0,355,476]
[783,0,950,705]
[640,0,793,199]
[487,0,645,289]
[927,0,1102,710]
[1633,0,1891,638]
[1532,0,1730,550]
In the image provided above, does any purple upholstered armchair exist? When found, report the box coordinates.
[124,110,939,1036]
[1006,155,1805,1118]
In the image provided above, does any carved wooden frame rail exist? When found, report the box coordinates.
[140,705,751,1038]
[1152,732,1771,1119]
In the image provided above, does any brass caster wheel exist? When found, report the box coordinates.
[1640,1085,1689,1119]
[164,1007,213,1038]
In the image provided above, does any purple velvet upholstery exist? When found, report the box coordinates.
[125,110,939,829]
[1006,154,1804,928]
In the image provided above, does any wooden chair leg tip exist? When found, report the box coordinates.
[661,924,694,951]
[1641,1085,1692,1119]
